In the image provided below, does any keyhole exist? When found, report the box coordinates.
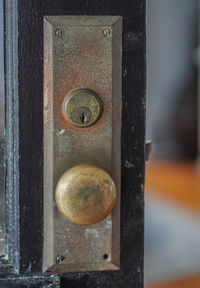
[80,113,87,123]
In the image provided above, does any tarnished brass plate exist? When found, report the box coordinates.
[44,16,122,273]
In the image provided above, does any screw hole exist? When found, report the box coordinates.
[103,254,109,260]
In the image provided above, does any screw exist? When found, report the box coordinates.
[55,28,62,37]
[103,28,110,36]
[56,255,65,264]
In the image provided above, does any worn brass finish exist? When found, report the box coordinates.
[55,165,116,225]
[44,16,122,273]
[64,88,103,127]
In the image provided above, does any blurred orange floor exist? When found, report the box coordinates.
[145,161,200,215]
[147,274,200,288]
[145,161,200,288]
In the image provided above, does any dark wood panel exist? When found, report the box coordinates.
[0,276,60,288]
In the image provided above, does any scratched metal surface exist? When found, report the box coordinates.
[44,16,122,272]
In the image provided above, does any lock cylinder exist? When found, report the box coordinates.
[63,88,103,127]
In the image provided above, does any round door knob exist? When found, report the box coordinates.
[55,165,116,225]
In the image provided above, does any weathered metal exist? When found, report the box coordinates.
[55,164,116,225]
[64,88,103,127]
[145,140,152,161]
[44,16,122,273]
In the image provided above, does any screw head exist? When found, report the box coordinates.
[103,28,110,36]
[55,28,62,37]
[56,255,65,264]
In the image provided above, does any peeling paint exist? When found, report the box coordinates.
[125,160,135,168]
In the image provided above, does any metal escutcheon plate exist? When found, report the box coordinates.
[44,16,122,273]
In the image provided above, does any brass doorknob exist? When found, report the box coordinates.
[55,165,116,225]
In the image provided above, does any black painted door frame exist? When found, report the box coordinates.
[1,0,146,287]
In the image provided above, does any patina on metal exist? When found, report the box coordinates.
[44,16,122,273]
[64,88,103,127]
[55,164,116,225]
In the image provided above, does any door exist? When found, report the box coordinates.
[0,0,146,287]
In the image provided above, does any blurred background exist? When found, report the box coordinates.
[145,0,200,287]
